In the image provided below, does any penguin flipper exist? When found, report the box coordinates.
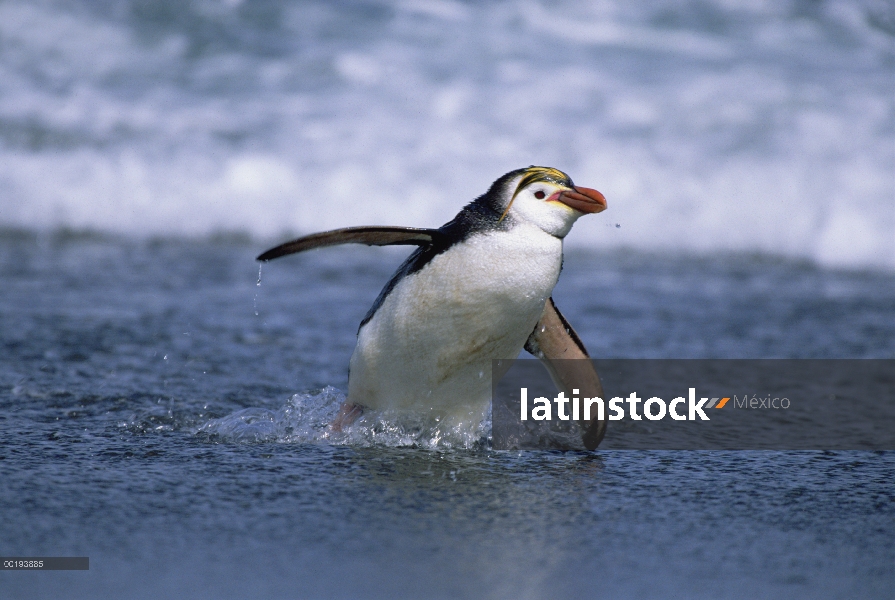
[257,227,444,261]
[524,298,607,450]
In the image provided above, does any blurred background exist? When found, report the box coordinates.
[3,5,895,598]
[1,0,893,270]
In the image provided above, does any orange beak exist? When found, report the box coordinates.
[553,186,607,214]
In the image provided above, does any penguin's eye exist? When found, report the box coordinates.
[533,190,546,200]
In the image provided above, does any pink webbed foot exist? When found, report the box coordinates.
[331,402,364,432]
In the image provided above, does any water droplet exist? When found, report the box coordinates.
[163,355,168,360]
[253,268,261,316]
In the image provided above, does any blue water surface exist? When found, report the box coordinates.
[1,236,893,599]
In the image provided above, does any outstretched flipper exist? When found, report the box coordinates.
[525,298,606,450]
[257,226,445,261]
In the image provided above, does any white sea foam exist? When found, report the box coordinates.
[1,0,893,270]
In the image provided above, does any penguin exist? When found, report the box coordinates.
[257,166,608,450]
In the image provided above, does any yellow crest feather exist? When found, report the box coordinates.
[498,167,573,223]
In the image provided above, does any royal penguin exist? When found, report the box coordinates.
[258,166,608,449]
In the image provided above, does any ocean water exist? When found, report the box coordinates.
[2,1,894,598]
[2,236,894,598]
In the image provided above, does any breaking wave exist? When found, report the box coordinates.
[1,0,892,270]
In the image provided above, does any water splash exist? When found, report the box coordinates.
[195,386,344,443]
[195,386,491,450]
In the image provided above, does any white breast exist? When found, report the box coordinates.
[347,223,562,427]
